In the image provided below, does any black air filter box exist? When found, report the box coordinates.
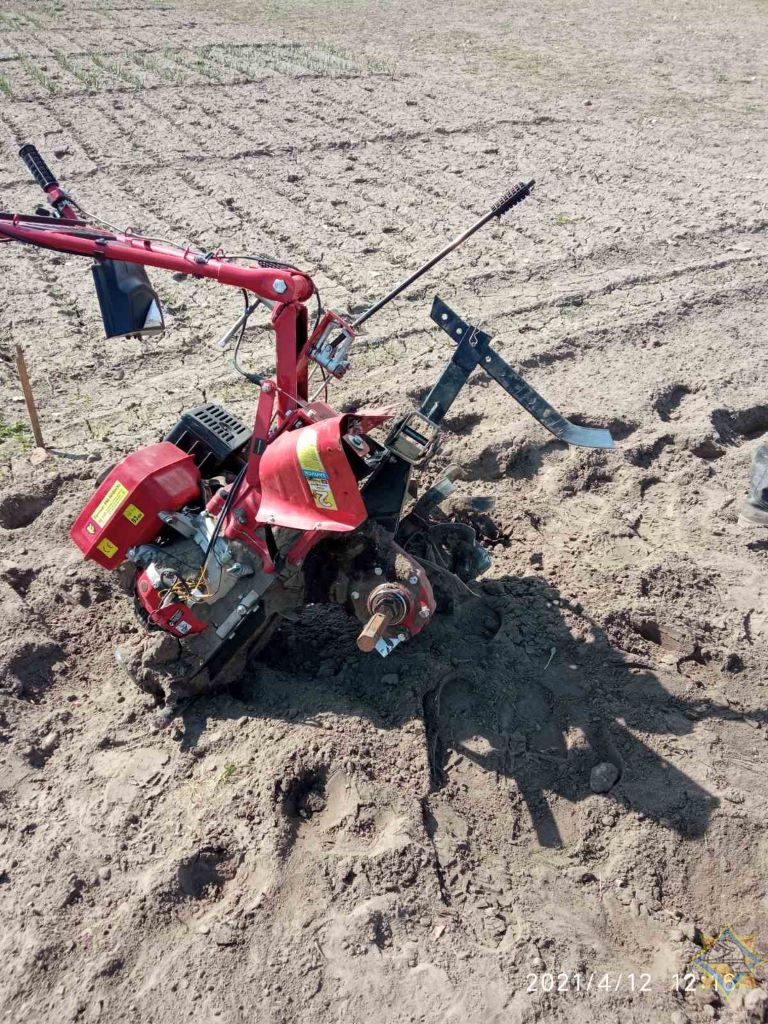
[165,403,251,474]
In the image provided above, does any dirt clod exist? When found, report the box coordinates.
[590,761,620,793]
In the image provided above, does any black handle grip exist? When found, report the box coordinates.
[19,143,59,191]
[491,179,535,218]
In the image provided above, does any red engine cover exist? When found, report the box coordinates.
[71,442,201,569]
[135,571,208,637]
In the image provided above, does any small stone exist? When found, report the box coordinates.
[98,866,111,881]
[679,919,697,941]
[28,447,50,466]
[590,761,620,793]
[212,923,237,946]
[670,927,684,942]
[39,731,60,754]
[670,1012,687,1024]
[198,924,210,935]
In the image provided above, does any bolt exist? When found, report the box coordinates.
[419,605,430,618]
[350,590,360,600]
[397,633,407,642]
[373,566,383,576]
[272,279,287,294]
[485,355,491,363]
[228,562,243,576]
[408,574,418,585]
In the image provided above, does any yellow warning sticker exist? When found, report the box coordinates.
[96,537,118,559]
[123,503,144,526]
[296,429,338,511]
[92,480,128,528]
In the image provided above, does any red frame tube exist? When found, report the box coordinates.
[0,213,314,304]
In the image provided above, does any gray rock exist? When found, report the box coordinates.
[212,922,237,946]
[39,731,60,754]
[590,761,620,793]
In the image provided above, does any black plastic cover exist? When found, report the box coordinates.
[165,404,251,474]
[91,259,164,339]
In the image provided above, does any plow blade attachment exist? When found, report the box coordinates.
[425,297,614,450]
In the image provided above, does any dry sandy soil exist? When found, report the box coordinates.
[1,1,767,1022]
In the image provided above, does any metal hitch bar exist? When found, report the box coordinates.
[420,297,615,450]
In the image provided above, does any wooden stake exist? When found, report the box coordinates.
[14,345,45,449]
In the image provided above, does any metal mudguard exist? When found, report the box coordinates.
[257,411,392,532]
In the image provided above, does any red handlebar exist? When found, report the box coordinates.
[3,144,315,304]
[0,214,315,303]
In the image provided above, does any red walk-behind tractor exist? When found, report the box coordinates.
[1,144,614,708]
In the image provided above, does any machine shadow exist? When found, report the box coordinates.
[180,574,752,848]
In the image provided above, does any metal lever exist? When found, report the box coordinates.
[215,298,260,350]
[351,180,534,331]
